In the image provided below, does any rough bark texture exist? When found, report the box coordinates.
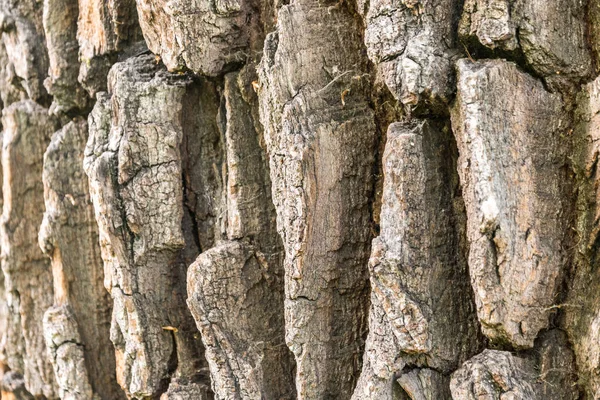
[459,0,592,80]
[83,55,213,399]
[135,0,264,76]
[186,66,295,399]
[360,0,460,110]
[42,0,88,113]
[352,120,482,399]
[450,330,578,400]
[76,0,142,95]
[1,0,600,398]
[257,1,376,396]
[0,101,60,398]
[565,74,600,399]
[39,119,123,400]
[0,0,49,103]
[187,241,293,400]
[452,59,569,349]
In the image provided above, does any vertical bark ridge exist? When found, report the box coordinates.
[83,55,213,399]
[39,119,124,399]
[186,66,295,399]
[257,0,377,396]
[0,100,59,398]
[352,120,482,399]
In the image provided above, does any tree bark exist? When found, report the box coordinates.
[0,0,598,398]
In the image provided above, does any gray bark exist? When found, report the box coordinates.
[0,100,59,398]
[83,55,212,399]
[40,119,123,399]
[0,0,598,398]
[257,1,376,396]
[452,59,568,349]
[352,120,481,399]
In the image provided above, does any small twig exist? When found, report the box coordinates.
[318,70,354,93]
[462,42,475,62]
[341,88,350,106]
[541,303,583,311]
[162,326,179,332]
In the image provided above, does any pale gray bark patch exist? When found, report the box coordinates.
[187,241,294,400]
[361,0,461,111]
[450,349,541,399]
[43,306,95,400]
[395,369,451,400]
[452,59,569,349]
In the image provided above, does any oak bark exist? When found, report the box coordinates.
[0,0,598,398]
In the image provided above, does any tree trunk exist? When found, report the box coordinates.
[0,0,597,398]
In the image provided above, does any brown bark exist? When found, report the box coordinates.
[452,59,569,349]
[257,1,376,396]
[0,0,599,398]
[352,120,482,399]
[0,100,58,398]
[40,119,123,399]
[83,55,212,399]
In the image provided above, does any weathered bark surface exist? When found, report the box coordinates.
[360,0,460,110]
[135,0,263,76]
[1,0,600,398]
[185,66,295,399]
[42,0,88,113]
[452,59,568,349]
[459,0,591,80]
[1,371,34,399]
[39,119,123,399]
[257,0,377,397]
[187,241,293,400]
[536,329,579,400]
[564,74,600,399]
[83,55,212,399]
[76,0,141,95]
[0,0,48,103]
[0,40,26,106]
[43,306,95,400]
[451,349,541,399]
[352,120,482,399]
[450,330,577,400]
[180,77,224,253]
[0,100,58,398]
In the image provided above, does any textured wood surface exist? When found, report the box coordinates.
[0,0,597,398]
